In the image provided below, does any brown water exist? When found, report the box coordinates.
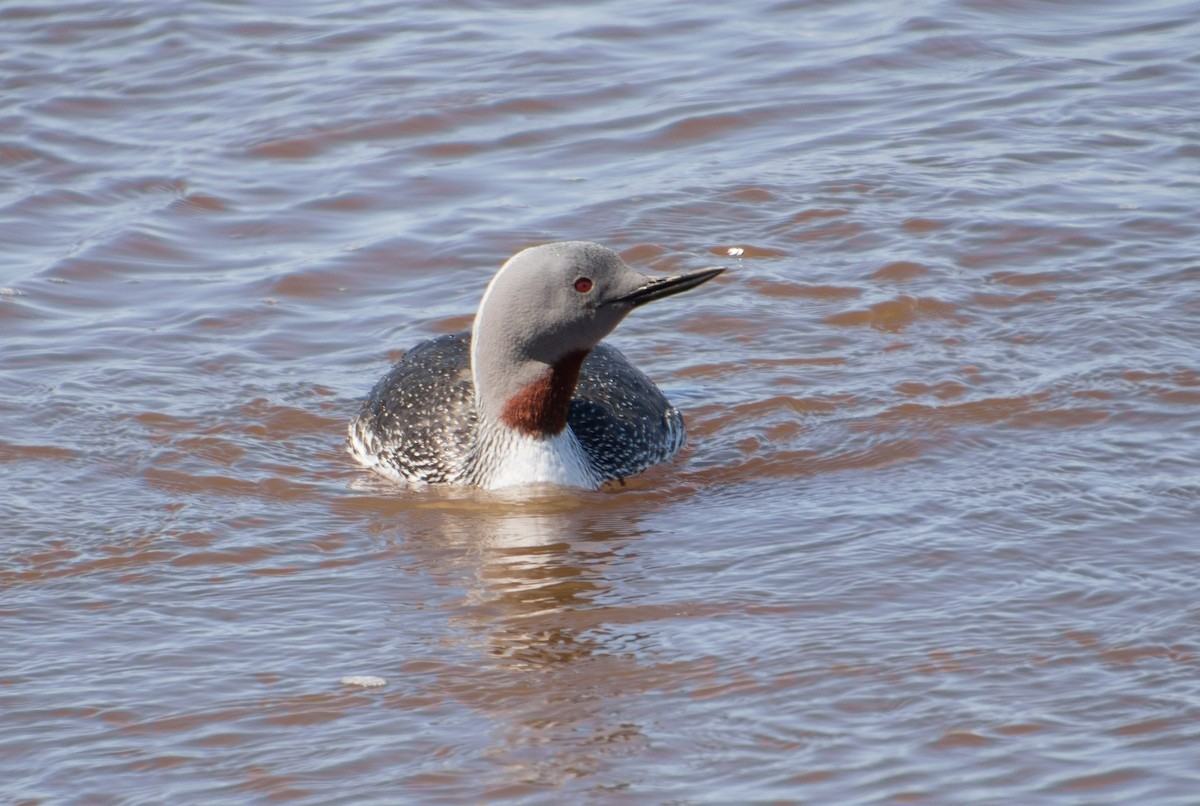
[4,0,1200,802]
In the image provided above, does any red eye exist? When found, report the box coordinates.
[574,277,593,293]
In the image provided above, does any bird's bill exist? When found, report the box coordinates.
[607,267,725,308]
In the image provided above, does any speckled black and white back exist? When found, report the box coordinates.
[348,332,685,486]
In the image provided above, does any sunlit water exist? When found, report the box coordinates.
[4,0,1200,802]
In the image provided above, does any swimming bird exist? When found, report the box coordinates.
[349,241,723,490]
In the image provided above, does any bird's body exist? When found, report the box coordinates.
[349,333,684,488]
[348,241,721,491]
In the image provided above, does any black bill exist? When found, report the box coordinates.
[608,267,725,308]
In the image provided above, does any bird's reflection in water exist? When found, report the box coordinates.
[403,494,659,788]
[438,501,632,667]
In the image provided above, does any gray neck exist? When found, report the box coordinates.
[471,327,589,438]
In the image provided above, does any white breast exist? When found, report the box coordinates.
[473,427,600,490]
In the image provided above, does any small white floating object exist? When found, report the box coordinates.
[726,246,745,256]
[340,674,387,688]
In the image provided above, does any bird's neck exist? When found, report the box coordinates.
[494,349,589,437]
[465,347,599,489]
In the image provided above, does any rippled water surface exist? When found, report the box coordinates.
[5,0,1200,802]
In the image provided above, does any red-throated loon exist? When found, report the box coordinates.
[348,241,723,490]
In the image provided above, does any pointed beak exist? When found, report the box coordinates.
[606,266,725,308]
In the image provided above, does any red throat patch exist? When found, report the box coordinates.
[499,349,590,437]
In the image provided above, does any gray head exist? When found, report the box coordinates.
[470,241,723,434]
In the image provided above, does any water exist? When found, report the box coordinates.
[4,0,1200,802]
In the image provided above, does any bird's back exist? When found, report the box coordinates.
[349,332,684,485]
[569,339,685,482]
